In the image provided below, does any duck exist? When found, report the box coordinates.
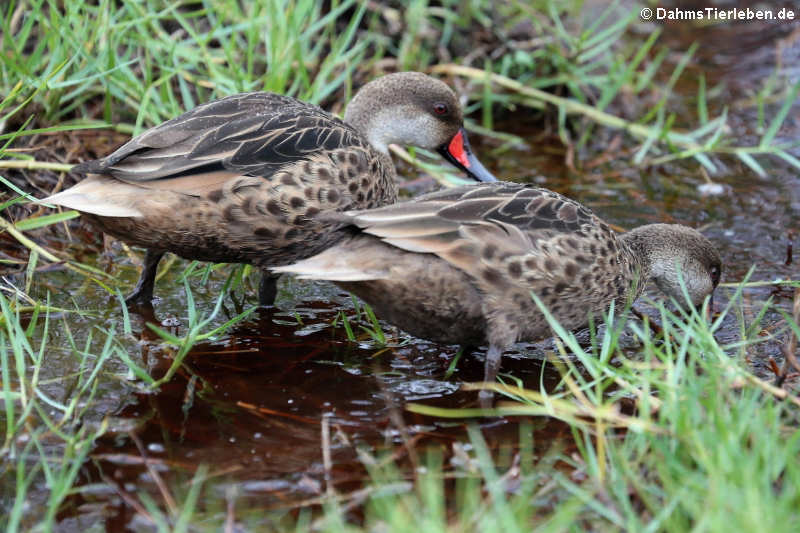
[43,72,497,306]
[273,182,722,396]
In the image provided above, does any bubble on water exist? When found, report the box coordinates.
[242,479,291,492]
[147,443,165,453]
[697,182,725,196]
[390,379,460,401]
[351,399,372,406]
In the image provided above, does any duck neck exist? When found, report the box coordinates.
[344,93,391,155]
[344,95,400,205]
[619,226,659,297]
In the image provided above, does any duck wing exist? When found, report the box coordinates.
[74,92,367,193]
[335,182,601,278]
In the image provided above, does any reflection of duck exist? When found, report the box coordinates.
[275,182,722,392]
[44,72,496,305]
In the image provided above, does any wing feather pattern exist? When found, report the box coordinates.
[333,183,599,281]
[73,92,368,187]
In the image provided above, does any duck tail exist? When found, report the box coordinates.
[39,176,144,217]
[272,245,388,282]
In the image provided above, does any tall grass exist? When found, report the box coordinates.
[4,1,798,178]
[320,286,800,532]
[1,0,371,129]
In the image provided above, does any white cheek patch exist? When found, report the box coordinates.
[366,107,443,153]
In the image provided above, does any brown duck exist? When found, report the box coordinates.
[274,182,722,393]
[43,72,496,305]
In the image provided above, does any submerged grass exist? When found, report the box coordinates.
[1,0,799,531]
[0,290,112,532]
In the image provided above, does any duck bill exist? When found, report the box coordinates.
[437,128,497,182]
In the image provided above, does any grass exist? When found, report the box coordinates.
[0,289,112,531]
[316,285,800,532]
[1,0,799,531]
[2,0,370,124]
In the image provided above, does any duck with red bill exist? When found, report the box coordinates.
[40,72,499,307]
[438,128,497,182]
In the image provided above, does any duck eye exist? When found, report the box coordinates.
[710,265,721,286]
[433,102,448,115]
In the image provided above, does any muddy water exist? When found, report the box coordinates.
[9,20,800,530]
[65,296,572,525]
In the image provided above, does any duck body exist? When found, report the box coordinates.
[74,92,395,267]
[330,235,489,346]
[44,73,497,304]
[278,183,639,346]
[275,182,722,390]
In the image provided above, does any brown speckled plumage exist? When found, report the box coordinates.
[275,182,723,394]
[84,147,391,267]
[43,72,496,304]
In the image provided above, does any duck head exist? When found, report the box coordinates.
[623,224,722,308]
[344,72,497,182]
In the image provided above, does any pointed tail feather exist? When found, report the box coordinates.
[271,246,389,282]
[40,176,144,217]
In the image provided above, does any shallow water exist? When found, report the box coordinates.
[5,18,800,531]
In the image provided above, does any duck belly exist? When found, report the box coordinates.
[339,266,487,346]
[276,236,488,345]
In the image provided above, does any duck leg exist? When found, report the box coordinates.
[258,270,280,306]
[125,249,165,306]
[478,344,504,407]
